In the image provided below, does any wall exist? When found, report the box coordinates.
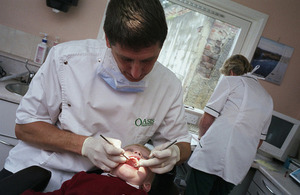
[233,0,300,120]
[0,0,107,60]
[0,0,299,120]
[0,0,107,42]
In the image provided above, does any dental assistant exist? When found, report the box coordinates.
[0,0,191,192]
[185,55,273,195]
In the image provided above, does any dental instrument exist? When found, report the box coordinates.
[100,135,130,160]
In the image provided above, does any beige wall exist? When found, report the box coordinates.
[0,0,107,42]
[233,0,300,120]
[0,0,299,120]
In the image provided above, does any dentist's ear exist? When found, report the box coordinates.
[105,34,111,48]
[142,182,151,192]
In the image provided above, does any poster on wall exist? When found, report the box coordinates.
[250,37,294,85]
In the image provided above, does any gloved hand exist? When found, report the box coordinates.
[81,136,126,172]
[138,142,180,174]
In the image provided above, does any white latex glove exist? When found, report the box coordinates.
[138,142,180,174]
[81,136,126,172]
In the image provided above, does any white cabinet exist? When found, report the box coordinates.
[0,135,18,169]
[229,168,256,195]
[0,99,19,169]
[248,171,284,195]
[0,99,19,137]
[248,180,265,195]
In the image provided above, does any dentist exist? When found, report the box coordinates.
[0,0,191,192]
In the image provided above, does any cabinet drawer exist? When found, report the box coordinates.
[253,171,283,195]
[248,181,264,195]
[0,99,18,138]
[0,135,18,169]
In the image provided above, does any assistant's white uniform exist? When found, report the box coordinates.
[4,39,191,191]
[188,75,273,185]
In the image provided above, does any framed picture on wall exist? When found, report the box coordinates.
[250,37,294,85]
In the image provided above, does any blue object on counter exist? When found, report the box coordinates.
[284,157,291,169]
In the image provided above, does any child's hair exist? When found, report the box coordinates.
[124,144,151,153]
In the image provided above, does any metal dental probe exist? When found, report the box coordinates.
[137,140,178,168]
[100,134,129,160]
[163,140,177,150]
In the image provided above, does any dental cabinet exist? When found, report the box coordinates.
[248,170,284,195]
[245,152,300,195]
[0,99,19,169]
[0,52,28,169]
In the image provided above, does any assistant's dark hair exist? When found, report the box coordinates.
[104,0,168,49]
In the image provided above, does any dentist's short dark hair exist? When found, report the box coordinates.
[104,0,168,49]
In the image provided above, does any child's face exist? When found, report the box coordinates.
[110,145,151,186]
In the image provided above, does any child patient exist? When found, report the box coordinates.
[22,144,155,195]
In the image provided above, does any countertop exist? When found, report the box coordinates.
[0,79,23,104]
[253,152,300,195]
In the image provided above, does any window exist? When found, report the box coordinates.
[158,0,267,111]
[97,0,268,112]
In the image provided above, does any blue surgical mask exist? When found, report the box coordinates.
[97,49,148,92]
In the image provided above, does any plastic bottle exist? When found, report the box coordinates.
[34,33,48,64]
[53,36,60,46]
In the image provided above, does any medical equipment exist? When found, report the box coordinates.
[259,110,300,162]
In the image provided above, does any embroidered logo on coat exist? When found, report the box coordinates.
[135,118,155,126]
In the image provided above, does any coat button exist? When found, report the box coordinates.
[98,58,101,62]
[64,61,68,65]
[67,103,71,107]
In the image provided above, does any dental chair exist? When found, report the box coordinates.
[0,166,51,195]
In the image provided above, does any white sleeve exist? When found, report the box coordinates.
[16,47,62,125]
[204,76,230,118]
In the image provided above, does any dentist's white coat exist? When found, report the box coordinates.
[4,39,191,191]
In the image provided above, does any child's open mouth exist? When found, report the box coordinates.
[125,156,140,168]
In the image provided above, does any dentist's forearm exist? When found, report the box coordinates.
[15,122,87,155]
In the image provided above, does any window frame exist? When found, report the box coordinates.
[192,0,268,59]
[97,0,268,61]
